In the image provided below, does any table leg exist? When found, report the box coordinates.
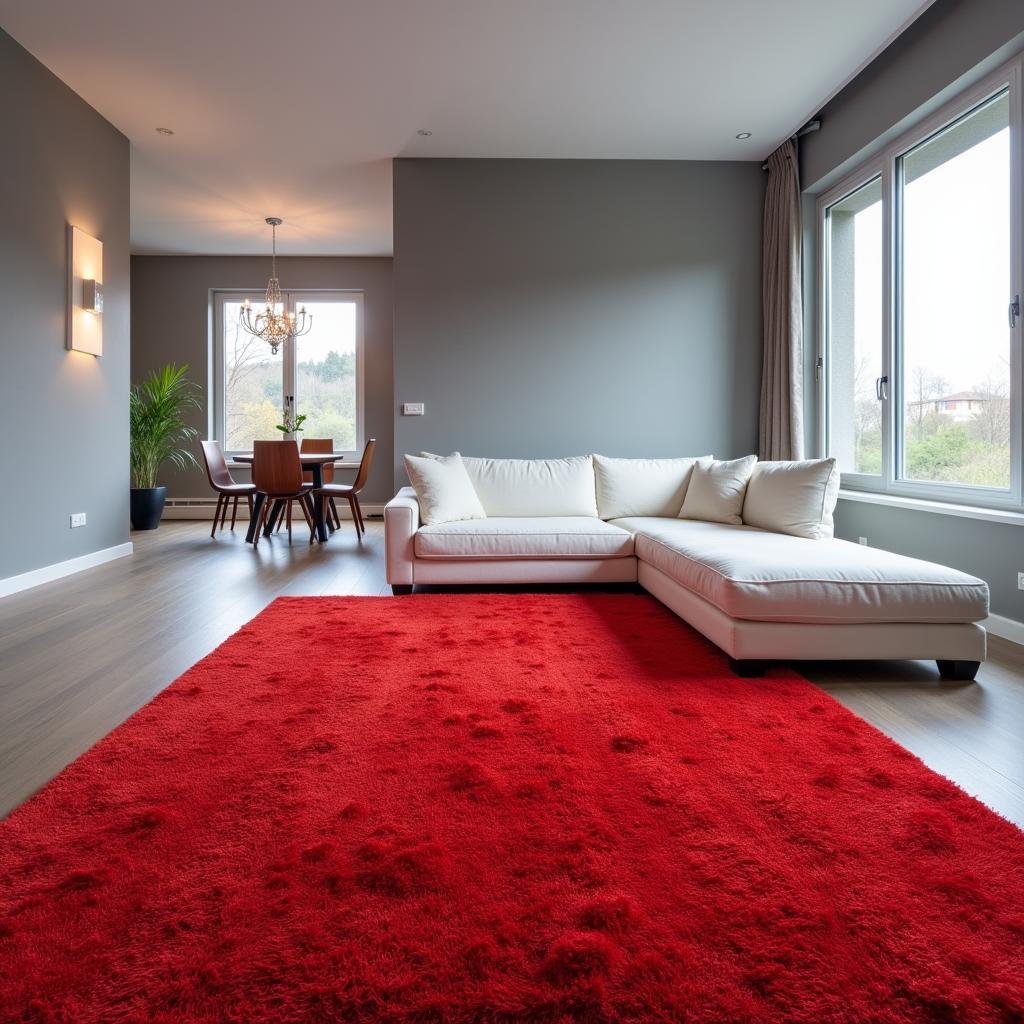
[312,466,328,542]
[245,492,265,544]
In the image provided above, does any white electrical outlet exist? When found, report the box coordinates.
[1018,571,1024,591]
[858,536,868,546]
[402,402,425,416]
[70,513,87,529]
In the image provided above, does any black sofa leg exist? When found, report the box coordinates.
[391,584,413,596]
[729,658,767,678]
[936,659,980,681]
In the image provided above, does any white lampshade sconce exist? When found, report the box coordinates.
[67,225,103,355]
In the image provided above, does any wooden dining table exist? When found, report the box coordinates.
[233,452,355,544]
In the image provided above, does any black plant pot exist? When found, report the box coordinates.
[130,486,167,531]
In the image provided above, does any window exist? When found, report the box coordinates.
[898,91,1011,490]
[294,300,361,448]
[214,291,363,455]
[824,176,883,481]
[819,61,1022,510]
[219,296,285,451]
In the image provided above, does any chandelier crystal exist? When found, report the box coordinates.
[239,217,312,354]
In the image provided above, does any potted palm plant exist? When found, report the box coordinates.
[129,363,201,530]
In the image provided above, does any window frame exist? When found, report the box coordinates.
[816,54,1024,512]
[818,163,888,491]
[212,288,365,459]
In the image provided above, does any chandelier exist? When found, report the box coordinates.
[239,217,312,354]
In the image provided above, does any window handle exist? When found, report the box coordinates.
[875,375,889,401]
[1010,295,1020,329]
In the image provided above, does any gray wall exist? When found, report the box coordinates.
[802,0,1024,192]
[801,0,1024,621]
[835,502,1023,621]
[131,256,394,504]
[393,158,763,485]
[0,28,130,580]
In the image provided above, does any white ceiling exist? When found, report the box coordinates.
[0,0,933,256]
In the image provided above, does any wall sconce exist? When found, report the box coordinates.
[67,225,103,355]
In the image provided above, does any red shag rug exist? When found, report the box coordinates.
[2,594,1023,1023]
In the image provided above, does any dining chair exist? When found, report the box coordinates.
[250,440,316,547]
[301,437,340,530]
[313,439,376,540]
[200,440,257,539]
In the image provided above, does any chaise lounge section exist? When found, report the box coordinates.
[385,455,989,679]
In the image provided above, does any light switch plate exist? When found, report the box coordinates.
[70,513,87,528]
[402,402,425,416]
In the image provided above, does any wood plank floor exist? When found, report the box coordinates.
[2,519,1023,828]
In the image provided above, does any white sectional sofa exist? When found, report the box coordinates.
[385,454,989,679]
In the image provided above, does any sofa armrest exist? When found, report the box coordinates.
[385,487,420,585]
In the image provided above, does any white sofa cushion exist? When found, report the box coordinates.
[424,454,598,517]
[592,454,712,519]
[742,458,840,539]
[614,517,989,624]
[678,456,757,525]
[415,517,634,559]
[403,452,486,526]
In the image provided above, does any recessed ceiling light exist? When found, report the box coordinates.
[417,129,432,136]
[735,132,752,140]
[155,127,175,135]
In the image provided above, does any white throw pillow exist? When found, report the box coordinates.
[592,454,713,520]
[742,458,840,539]
[403,452,486,526]
[678,455,757,525]
[422,453,598,517]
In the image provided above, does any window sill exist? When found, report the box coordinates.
[838,489,1024,526]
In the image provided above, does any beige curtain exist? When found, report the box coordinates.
[759,138,804,461]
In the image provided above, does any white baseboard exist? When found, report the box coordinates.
[161,500,384,521]
[985,613,1024,647]
[0,542,134,600]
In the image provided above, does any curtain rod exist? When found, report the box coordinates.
[761,119,821,170]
